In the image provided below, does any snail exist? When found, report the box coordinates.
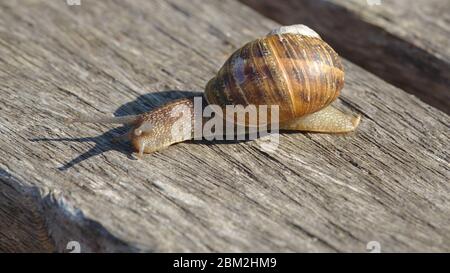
[66,24,360,157]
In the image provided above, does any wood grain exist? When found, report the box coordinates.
[241,0,450,114]
[0,0,449,252]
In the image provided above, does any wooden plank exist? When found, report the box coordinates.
[0,170,55,252]
[241,0,450,114]
[0,0,449,252]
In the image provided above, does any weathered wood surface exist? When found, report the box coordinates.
[0,0,449,252]
[242,0,450,114]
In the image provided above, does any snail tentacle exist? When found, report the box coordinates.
[64,114,139,125]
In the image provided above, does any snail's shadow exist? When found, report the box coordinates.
[30,90,202,171]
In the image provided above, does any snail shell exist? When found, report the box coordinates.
[205,25,344,123]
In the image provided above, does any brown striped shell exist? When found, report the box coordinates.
[204,25,344,123]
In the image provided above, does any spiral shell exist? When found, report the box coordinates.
[205,25,344,123]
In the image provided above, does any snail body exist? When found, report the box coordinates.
[67,25,360,157]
